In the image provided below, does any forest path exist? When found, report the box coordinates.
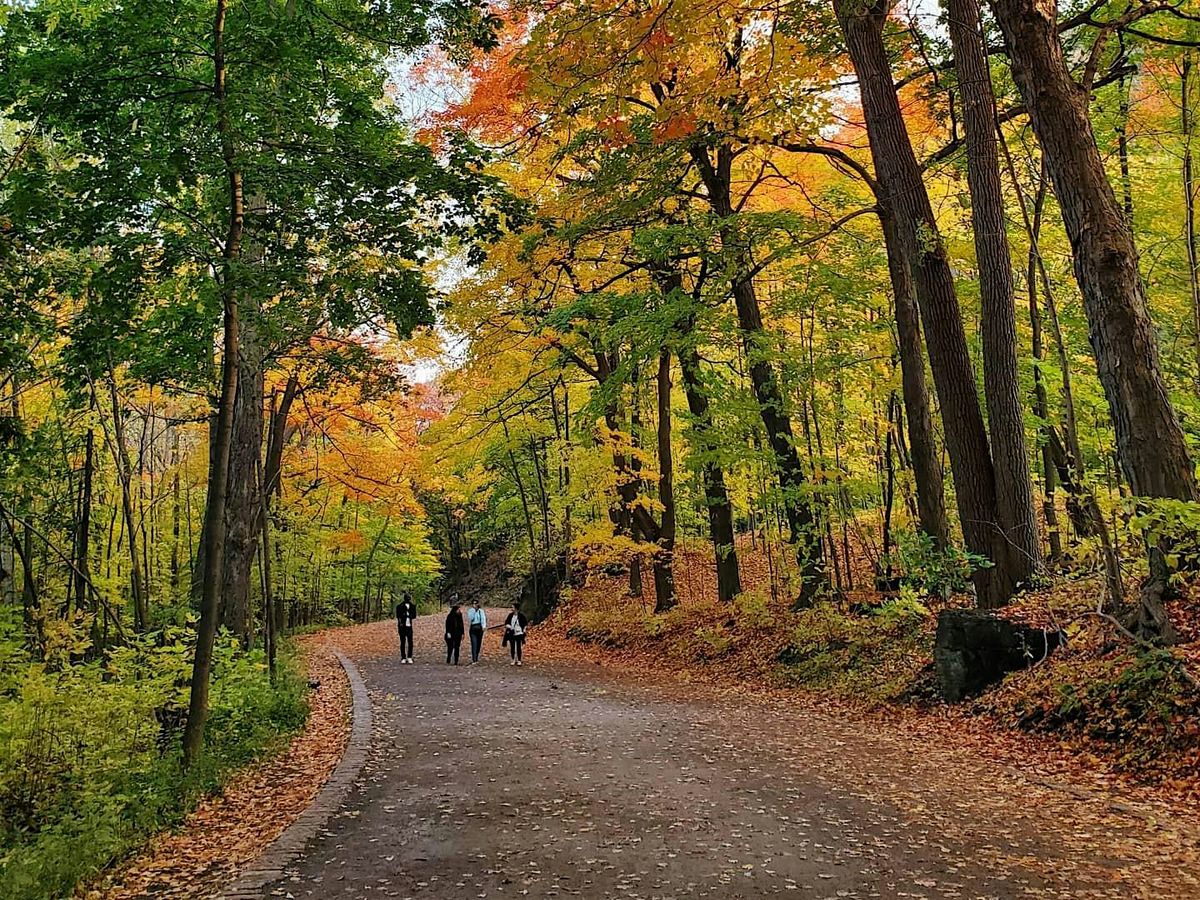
[258,615,1199,899]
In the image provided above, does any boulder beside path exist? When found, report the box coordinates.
[934,608,1063,702]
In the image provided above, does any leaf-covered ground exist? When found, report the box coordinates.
[86,638,350,899]
[251,614,1200,899]
[543,541,1200,802]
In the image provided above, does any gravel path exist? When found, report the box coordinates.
[256,613,1200,899]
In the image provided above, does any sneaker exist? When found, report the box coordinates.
[517,660,523,667]
[510,659,517,666]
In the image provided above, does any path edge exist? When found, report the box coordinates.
[220,648,371,899]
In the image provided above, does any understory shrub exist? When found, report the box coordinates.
[0,615,307,900]
[776,598,933,701]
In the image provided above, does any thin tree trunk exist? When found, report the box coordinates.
[677,344,742,602]
[652,349,678,614]
[836,0,1005,605]
[687,142,825,601]
[879,208,949,548]
[1027,194,1063,562]
[184,0,242,768]
[171,429,181,592]
[947,0,1040,596]
[74,429,95,614]
[105,377,148,630]
[1182,51,1200,387]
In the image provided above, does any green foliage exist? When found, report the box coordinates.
[0,616,307,900]
[890,530,993,599]
[1128,498,1200,576]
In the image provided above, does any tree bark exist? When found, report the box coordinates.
[220,194,268,646]
[652,348,677,614]
[879,207,949,548]
[988,0,1198,506]
[183,0,242,768]
[946,0,1040,594]
[836,0,1006,605]
[677,344,743,601]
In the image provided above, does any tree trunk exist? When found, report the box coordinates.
[879,208,949,548]
[836,0,1006,605]
[106,378,148,630]
[652,348,677,614]
[1028,204,1063,562]
[170,429,181,592]
[988,0,1198,507]
[1182,52,1200,387]
[183,0,242,768]
[677,344,743,601]
[74,428,95,615]
[220,194,268,646]
[946,0,1040,594]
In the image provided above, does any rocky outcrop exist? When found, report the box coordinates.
[934,609,1062,701]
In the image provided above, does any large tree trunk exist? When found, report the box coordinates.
[677,344,743,602]
[220,193,268,646]
[879,208,950,548]
[689,144,826,602]
[220,339,263,645]
[183,0,241,768]
[988,0,1198,507]
[989,0,1197,641]
[946,0,1039,596]
[836,0,1006,606]
[652,348,678,614]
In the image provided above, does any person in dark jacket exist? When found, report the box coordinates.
[444,604,465,665]
[395,593,417,664]
[503,602,529,666]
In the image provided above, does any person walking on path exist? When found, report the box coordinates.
[396,593,417,664]
[504,602,529,666]
[445,603,465,665]
[467,599,487,664]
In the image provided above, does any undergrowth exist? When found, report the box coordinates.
[983,648,1200,772]
[0,609,308,900]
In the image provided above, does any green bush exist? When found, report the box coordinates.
[0,616,308,900]
[889,530,992,599]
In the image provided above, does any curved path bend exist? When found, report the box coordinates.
[248,612,1199,899]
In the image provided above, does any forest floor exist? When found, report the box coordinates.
[87,638,351,900]
[236,613,1200,899]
